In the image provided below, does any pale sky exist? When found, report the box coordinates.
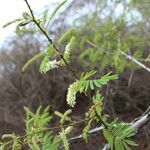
[0,0,57,46]
[0,0,141,47]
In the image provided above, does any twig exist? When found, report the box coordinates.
[132,112,150,132]
[119,51,150,73]
[68,126,103,142]
[128,70,134,88]
[102,144,109,150]
[142,106,150,116]
[87,40,150,73]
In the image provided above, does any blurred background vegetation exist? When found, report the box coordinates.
[0,0,150,149]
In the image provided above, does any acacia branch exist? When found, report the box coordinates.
[24,0,79,79]
[23,0,110,136]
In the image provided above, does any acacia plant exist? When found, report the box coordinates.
[1,0,147,150]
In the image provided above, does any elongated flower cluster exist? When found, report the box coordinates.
[64,36,76,56]
[40,59,61,73]
[61,36,76,66]
[66,81,78,107]
[47,60,60,69]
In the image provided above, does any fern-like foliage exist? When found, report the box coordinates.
[4,2,77,73]
[42,132,61,150]
[24,106,60,150]
[66,71,118,107]
[82,91,137,150]
[3,0,69,35]
[3,12,32,37]
[78,71,118,93]
[24,106,52,131]
[77,14,145,72]
[3,14,32,37]
[103,118,138,150]
[0,106,60,150]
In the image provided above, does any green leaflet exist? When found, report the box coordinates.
[3,18,23,28]
[32,136,40,150]
[56,110,73,150]
[24,106,52,133]
[42,133,60,150]
[80,70,97,80]
[22,51,46,72]
[46,0,68,27]
[82,119,93,142]
[55,109,72,124]
[22,12,32,20]
[23,106,60,150]
[41,9,49,24]
[60,128,70,150]
[58,28,76,45]
[78,72,118,93]
[20,28,35,33]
